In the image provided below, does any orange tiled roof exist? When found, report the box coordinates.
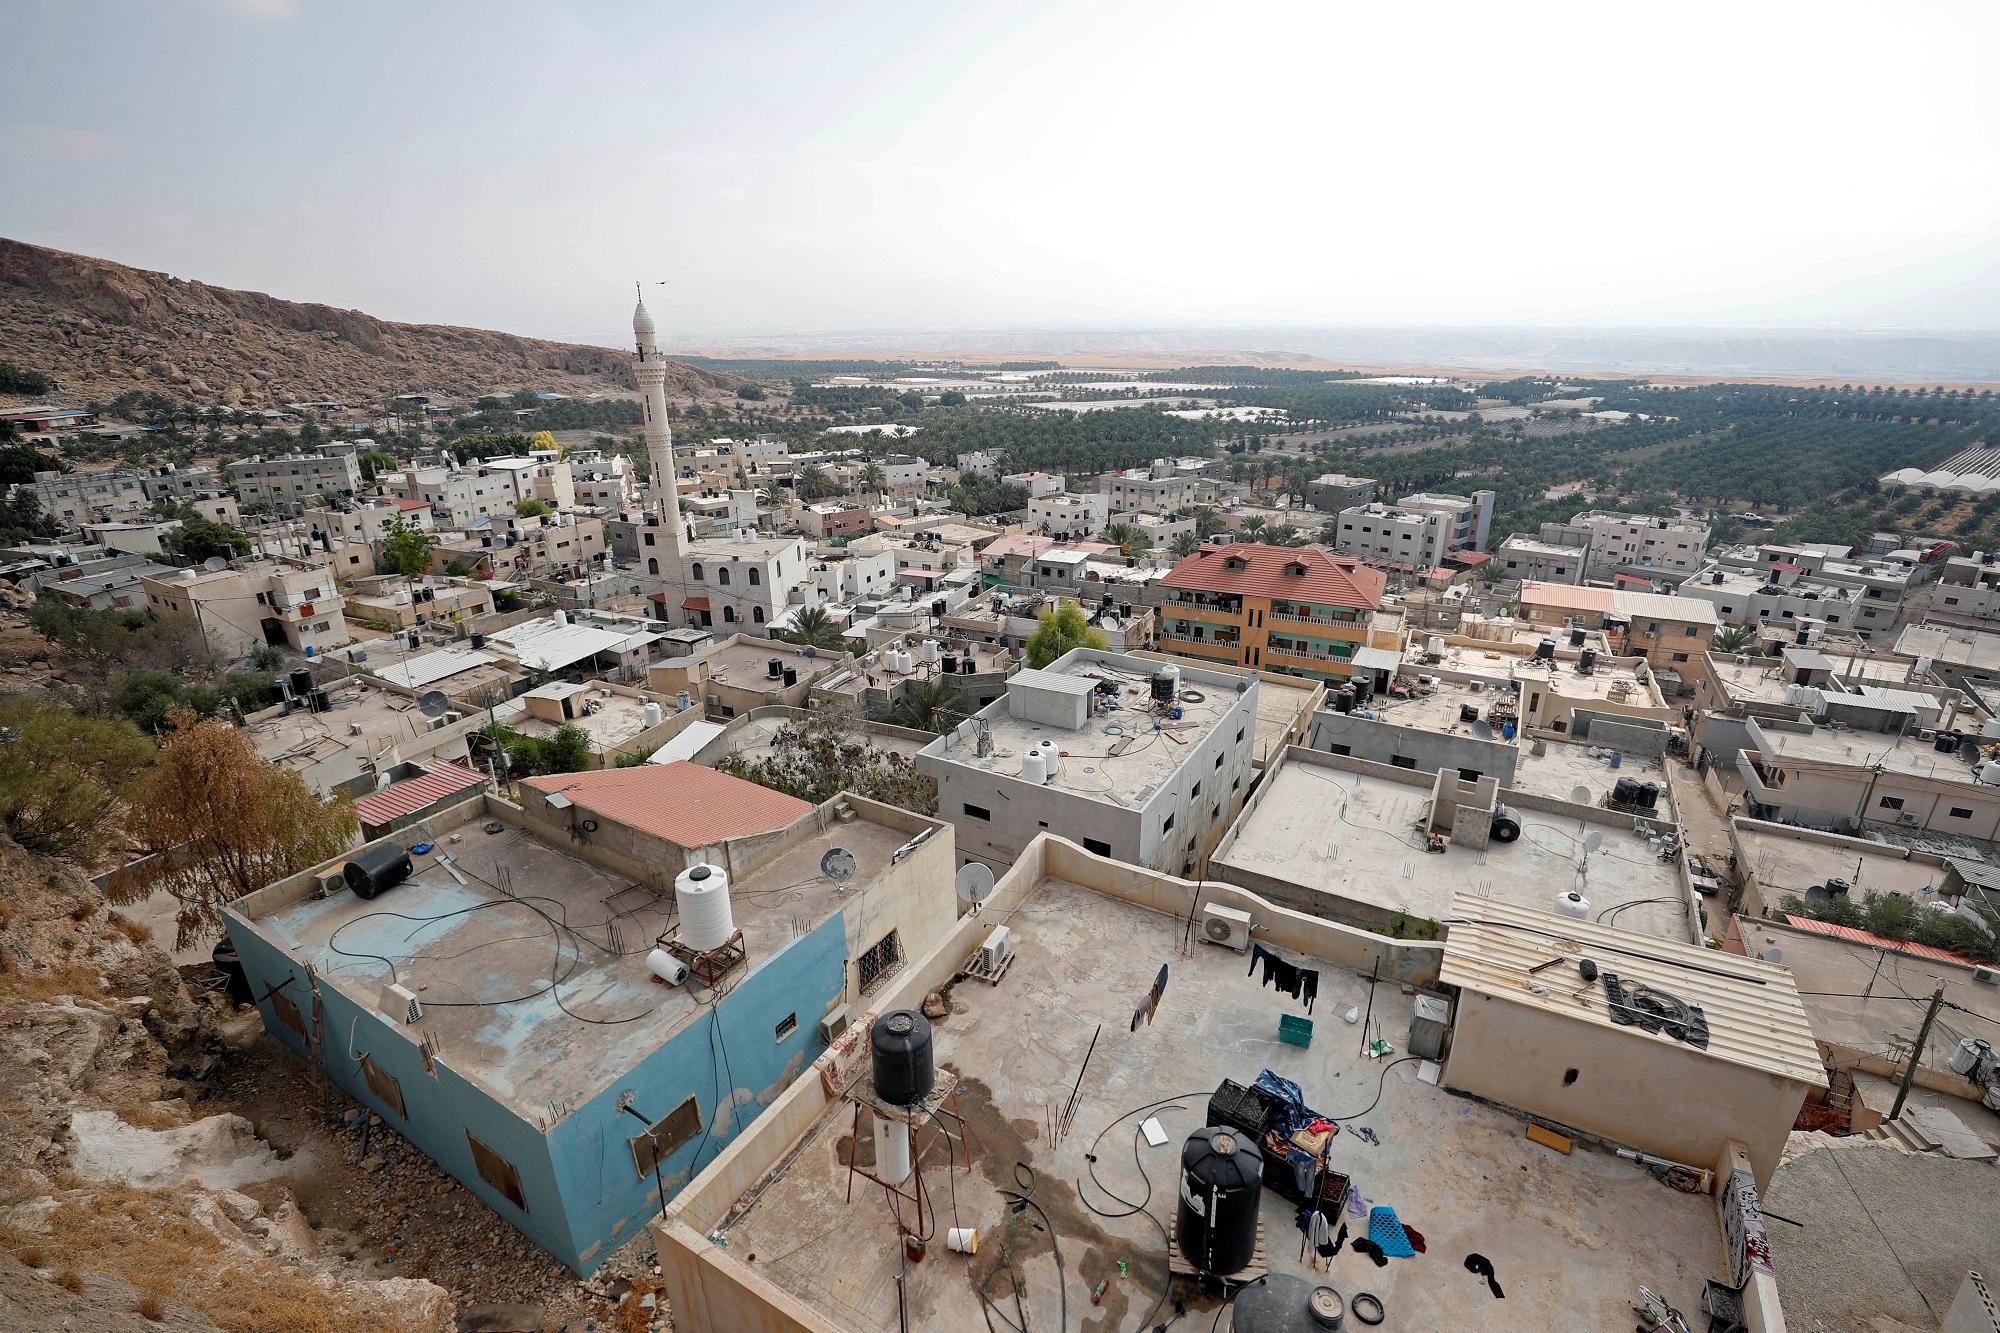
[520,761,811,849]
[1162,543,1385,610]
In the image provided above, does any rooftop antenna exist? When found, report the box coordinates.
[819,846,858,885]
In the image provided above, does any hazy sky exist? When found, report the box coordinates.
[5,0,1998,345]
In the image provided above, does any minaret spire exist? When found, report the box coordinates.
[632,285,684,554]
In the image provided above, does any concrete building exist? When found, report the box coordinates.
[223,769,957,1274]
[1305,472,1376,512]
[1494,535,1586,584]
[241,672,488,798]
[918,648,1258,875]
[0,405,98,433]
[654,832,1809,1333]
[1539,510,1711,584]
[1096,459,1199,514]
[1157,543,1389,684]
[1331,501,1458,570]
[1896,622,2000,695]
[140,558,349,658]
[954,449,1002,478]
[647,634,852,719]
[1027,490,1109,539]
[485,610,667,679]
[798,501,872,540]
[16,468,150,530]
[567,451,637,510]
[226,452,365,514]
[1212,745,1696,939]
[1933,550,2000,628]
[674,531,810,632]
[343,574,494,630]
[1001,470,1063,498]
[1518,582,1718,678]
[1397,489,1495,552]
[1735,709,2000,840]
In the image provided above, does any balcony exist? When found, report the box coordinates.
[1267,607,1366,636]
[1159,633,1241,660]
[1263,640,1354,667]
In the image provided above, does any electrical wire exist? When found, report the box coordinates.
[1076,1093,1211,1333]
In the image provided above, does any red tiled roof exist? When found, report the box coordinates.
[1162,543,1385,610]
[1449,550,1492,567]
[1613,573,1654,588]
[1769,561,1804,574]
[1781,915,1979,967]
[521,761,811,849]
[354,762,485,828]
[388,497,432,510]
[682,596,710,611]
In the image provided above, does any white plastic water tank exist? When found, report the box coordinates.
[1425,634,1445,657]
[874,1112,912,1186]
[1022,750,1048,784]
[1984,717,2000,741]
[920,638,939,664]
[676,690,692,711]
[645,948,689,986]
[1981,760,2000,786]
[674,864,736,951]
[642,701,665,728]
[1038,738,1061,779]
[553,609,569,625]
[1553,890,1591,920]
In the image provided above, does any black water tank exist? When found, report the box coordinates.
[1935,730,1959,754]
[470,632,486,649]
[308,687,331,713]
[1332,686,1355,714]
[1178,1127,1262,1275]
[1230,1274,1349,1333]
[768,656,784,679]
[289,667,315,697]
[783,666,798,687]
[961,656,976,674]
[344,843,413,900]
[1578,648,1597,672]
[1351,674,1373,705]
[1490,806,1522,843]
[1569,627,1586,648]
[870,1010,934,1106]
[1613,776,1645,806]
[1636,782,1660,811]
[943,654,959,675]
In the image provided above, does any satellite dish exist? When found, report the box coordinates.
[1583,831,1604,854]
[202,555,229,571]
[820,846,858,883]
[417,691,450,717]
[1570,785,1592,806]
[955,862,996,907]
[1763,948,1783,965]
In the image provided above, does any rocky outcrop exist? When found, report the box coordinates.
[0,237,739,406]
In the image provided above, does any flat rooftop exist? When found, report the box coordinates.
[246,807,911,1117]
[822,641,1013,700]
[716,710,928,765]
[1755,723,1983,783]
[1513,652,1666,708]
[1733,821,1950,907]
[686,637,831,690]
[928,656,1248,807]
[245,680,448,772]
[1372,674,1516,737]
[1249,672,1320,766]
[720,878,1731,1332]
[498,685,671,752]
[1511,738,1672,810]
[1212,758,1693,939]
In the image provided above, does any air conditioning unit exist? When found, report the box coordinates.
[1975,965,1999,987]
[1201,903,1253,952]
[1895,811,1921,827]
[818,1005,851,1044]
[376,982,424,1025]
[980,926,1012,972]
[427,715,447,731]
[444,711,463,723]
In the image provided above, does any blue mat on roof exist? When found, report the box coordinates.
[1368,1205,1415,1258]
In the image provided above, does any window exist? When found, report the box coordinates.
[1083,837,1112,856]
[644,531,655,546]
[691,562,704,580]
[1214,753,1224,769]
[629,1096,702,1178]
[1458,768,1482,782]
[466,1132,528,1210]
[360,1055,406,1118]
[1879,796,1905,811]
[1390,755,1417,770]
[1192,780,1202,799]
[1949,806,1974,819]
[963,803,992,820]
[1326,743,1352,756]
[1162,812,1176,832]
[753,607,765,624]
[269,987,306,1038]
[723,606,735,622]
[749,568,761,586]
[857,930,904,994]
[1236,728,1245,743]
[1685,626,1700,636]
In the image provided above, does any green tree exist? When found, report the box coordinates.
[1713,624,1759,654]
[0,441,60,486]
[736,383,767,401]
[170,515,254,564]
[0,697,156,857]
[887,679,953,733]
[381,516,439,583]
[860,462,887,496]
[357,449,400,484]
[1025,602,1108,668]
[778,606,850,652]
[514,498,552,518]
[1100,522,1151,556]
[1170,530,1202,558]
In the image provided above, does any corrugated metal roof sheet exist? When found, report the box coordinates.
[521,761,810,849]
[374,648,496,689]
[354,762,486,828]
[1440,891,1825,1086]
[1779,914,1979,967]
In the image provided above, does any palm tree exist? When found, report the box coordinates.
[796,464,834,500]
[1170,530,1202,559]
[1240,515,1268,539]
[887,679,952,733]
[781,606,848,652]
[1100,522,1150,556]
[860,462,886,497]
[1713,624,1759,654]
[1264,523,1302,546]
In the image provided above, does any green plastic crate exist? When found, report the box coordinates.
[1278,1014,1314,1048]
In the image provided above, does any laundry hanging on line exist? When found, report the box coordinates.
[1248,943,1320,1013]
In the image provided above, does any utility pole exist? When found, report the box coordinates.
[1889,977,1948,1122]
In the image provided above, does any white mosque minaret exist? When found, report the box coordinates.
[632,286,686,555]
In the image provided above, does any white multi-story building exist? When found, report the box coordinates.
[1494,536,1587,585]
[140,559,349,658]
[1306,473,1377,513]
[918,648,1260,875]
[1097,460,1200,515]
[1540,511,1711,584]
[1396,490,1495,553]
[1029,491,1111,539]
[226,453,364,514]
[956,450,1003,479]
[1932,551,2000,627]
[1333,502,1457,569]
[678,531,811,634]
[17,468,150,530]
[1003,471,1064,499]
[567,451,636,510]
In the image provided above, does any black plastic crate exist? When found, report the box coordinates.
[1207,1079,1273,1140]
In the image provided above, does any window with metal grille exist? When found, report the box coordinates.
[857,929,903,994]
[360,1055,406,1118]
[630,1096,703,1178]
[466,1132,528,1211]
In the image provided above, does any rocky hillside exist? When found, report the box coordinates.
[0,238,738,407]
[0,837,453,1332]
